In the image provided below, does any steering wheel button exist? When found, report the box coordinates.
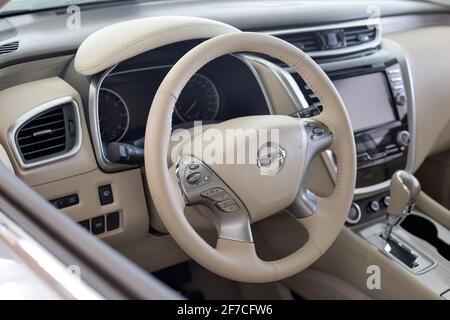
[188,163,200,170]
[312,127,324,136]
[221,204,240,213]
[186,172,203,184]
[201,187,225,198]
[210,192,230,201]
[216,199,239,212]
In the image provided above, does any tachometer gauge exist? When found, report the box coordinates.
[175,74,220,122]
[98,88,130,143]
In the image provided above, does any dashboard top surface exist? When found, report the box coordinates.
[0,0,448,68]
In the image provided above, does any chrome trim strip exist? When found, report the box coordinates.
[89,65,131,172]
[0,208,102,299]
[108,64,173,76]
[7,96,82,170]
[263,19,381,58]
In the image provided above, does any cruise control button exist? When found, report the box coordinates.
[210,192,230,201]
[201,188,225,198]
[216,199,240,213]
[220,204,240,213]
[186,172,202,184]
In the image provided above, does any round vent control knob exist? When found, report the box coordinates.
[369,200,380,213]
[346,203,362,225]
[397,130,411,148]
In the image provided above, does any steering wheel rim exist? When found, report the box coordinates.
[145,32,356,283]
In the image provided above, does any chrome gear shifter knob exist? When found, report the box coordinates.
[382,170,421,240]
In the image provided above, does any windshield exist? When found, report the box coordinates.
[0,0,135,16]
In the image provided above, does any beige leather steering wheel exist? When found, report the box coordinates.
[145,32,356,283]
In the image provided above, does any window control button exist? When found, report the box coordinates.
[106,212,120,231]
[216,199,240,213]
[92,216,105,235]
[98,185,113,205]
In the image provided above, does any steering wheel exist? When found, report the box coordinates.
[144,32,356,283]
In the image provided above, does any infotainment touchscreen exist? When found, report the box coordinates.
[333,72,396,132]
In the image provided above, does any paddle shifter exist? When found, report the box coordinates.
[382,170,421,240]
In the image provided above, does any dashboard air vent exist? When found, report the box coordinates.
[269,21,380,61]
[0,41,19,56]
[344,25,377,46]
[277,33,320,52]
[12,98,80,167]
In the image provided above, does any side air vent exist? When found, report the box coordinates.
[268,20,380,61]
[0,41,19,56]
[10,98,81,168]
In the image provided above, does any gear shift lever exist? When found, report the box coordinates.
[382,170,421,240]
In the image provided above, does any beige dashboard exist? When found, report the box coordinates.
[0,17,449,291]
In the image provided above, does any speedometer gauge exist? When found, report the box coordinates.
[98,88,130,143]
[175,74,220,122]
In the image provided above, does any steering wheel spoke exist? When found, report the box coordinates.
[287,118,333,218]
[176,155,253,243]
